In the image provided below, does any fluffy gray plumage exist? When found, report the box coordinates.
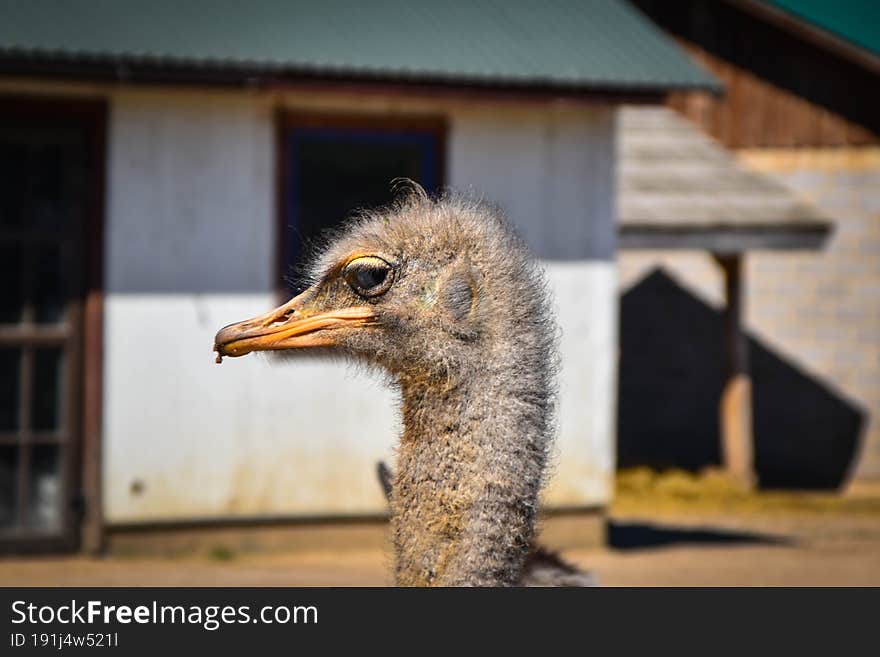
[377,461,595,587]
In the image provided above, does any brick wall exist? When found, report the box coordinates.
[618,147,880,482]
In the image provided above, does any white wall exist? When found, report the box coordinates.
[97,89,617,522]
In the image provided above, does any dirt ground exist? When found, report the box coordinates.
[2,472,879,587]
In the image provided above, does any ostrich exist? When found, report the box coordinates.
[214,187,588,586]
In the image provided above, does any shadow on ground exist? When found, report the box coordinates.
[608,519,793,551]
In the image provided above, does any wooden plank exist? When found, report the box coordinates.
[715,254,756,488]
[79,100,108,556]
[0,432,69,445]
[791,94,810,147]
[742,70,764,147]
[0,327,71,345]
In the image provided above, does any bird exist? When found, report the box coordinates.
[214,185,587,586]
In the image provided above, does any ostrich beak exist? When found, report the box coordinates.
[213,290,376,362]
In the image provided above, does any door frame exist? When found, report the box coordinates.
[0,94,106,554]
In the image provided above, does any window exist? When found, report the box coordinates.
[279,113,445,294]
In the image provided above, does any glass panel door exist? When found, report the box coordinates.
[0,116,89,546]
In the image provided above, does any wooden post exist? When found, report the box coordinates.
[715,253,756,488]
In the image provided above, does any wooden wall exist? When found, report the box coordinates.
[668,41,878,148]
[633,0,880,148]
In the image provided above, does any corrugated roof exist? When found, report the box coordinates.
[0,0,718,92]
[759,0,880,57]
[618,107,832,251]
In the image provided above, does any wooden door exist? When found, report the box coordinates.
[0,98,104,552]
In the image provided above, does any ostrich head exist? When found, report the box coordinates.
[213,187,558,586]
[214,189,554,390]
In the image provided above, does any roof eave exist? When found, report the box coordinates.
[618,223,832,253]
[0,51,721,99]
[723,0,880,75]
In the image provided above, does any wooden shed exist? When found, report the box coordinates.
[618,106,833,485]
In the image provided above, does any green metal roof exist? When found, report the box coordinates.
[760,0,880,57]
[0,0,718,92]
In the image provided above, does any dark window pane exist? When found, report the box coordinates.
[32,349,63,432]
[27,444,62,531]
[0,245,24,324]
[0,129,87,234]
[0,140,26,228]
[31,143,70,232]
[0,349,20,431]
[286,129,439,292]
[34,243,66,324]
[296,138,427,235]
[0,445,18,528]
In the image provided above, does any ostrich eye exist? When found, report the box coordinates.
[343,256,394,297]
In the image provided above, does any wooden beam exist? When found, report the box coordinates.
[618,225,831,252]
[715,253,756,487]
[80,101,108,556]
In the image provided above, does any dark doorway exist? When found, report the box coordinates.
[278,113,445,294]
[0,98,104,551]
[617,269,866,489]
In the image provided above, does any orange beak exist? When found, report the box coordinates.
[213,289,376,363]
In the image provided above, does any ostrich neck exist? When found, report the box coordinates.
[390,368,549,586]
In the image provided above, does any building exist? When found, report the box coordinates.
[617,106,834,487]
[0,1,716,552]
[620,0,880,485]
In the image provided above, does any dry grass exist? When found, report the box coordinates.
[613,467,880,517]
